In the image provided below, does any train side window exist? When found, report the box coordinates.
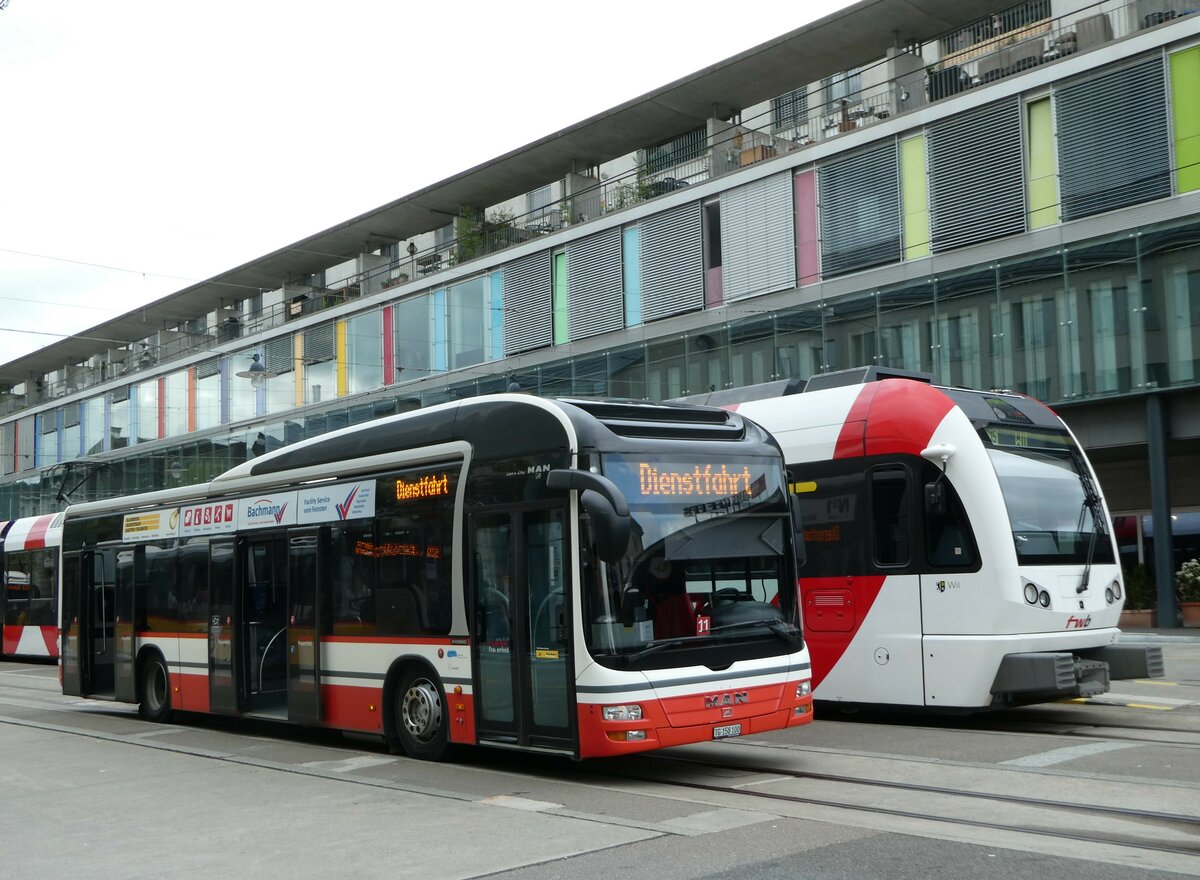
[924,464,977,569]
[871,465,910,567]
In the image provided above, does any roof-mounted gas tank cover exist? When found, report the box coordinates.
[559,397,747,441]
[802,365,935,393]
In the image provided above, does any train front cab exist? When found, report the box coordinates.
[734,370,1164,711]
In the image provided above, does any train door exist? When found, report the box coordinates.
[470,504,574,752]
[286,529,323,724]
[857,464,925,705]
[241,537,288,716]
[209,539,238,714]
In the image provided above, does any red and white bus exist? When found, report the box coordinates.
[60,395,813,758]
[696,367,1163,710]
[1,514,63,660]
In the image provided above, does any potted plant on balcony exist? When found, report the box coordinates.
[1177,559,1200,627]
[1119,564,1155,628]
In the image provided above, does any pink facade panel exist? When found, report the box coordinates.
[794,170,819,286]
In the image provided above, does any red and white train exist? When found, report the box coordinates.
[0,514,63,660]
[694,367,1163,710]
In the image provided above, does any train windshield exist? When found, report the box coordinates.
[982,427,1114,565]
[582,453,802,668]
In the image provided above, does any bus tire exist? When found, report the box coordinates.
[394,667,449,761]
[138,653,173,723]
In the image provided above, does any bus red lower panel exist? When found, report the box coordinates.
[172,670,210,714]
[576,681,813,758]
[320,683,385,734]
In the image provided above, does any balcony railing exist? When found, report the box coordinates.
[5,0,1187,413]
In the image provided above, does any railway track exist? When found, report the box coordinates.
[591,746,1200,858]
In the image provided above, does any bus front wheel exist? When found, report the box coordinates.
[395,668,449,761]
[138,654,173,723]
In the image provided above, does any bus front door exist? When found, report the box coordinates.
[471,506,574,753]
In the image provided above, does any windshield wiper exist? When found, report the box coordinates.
[626,637,692,663]
[1071,448,1104,594]
[708,618,799,642]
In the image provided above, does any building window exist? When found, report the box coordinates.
[346,311,383,394]
[643,126,707,175]
[772,88,809,130]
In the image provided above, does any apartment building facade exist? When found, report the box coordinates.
[2,0,1198,613]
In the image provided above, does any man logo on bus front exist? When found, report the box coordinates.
[705,691,748,709]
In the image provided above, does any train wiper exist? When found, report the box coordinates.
[1071,448,1104,595]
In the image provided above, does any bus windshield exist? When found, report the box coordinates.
[583,453,801,666]
[983,428,1114,565]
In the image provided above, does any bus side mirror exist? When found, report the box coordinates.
[546,469,631,563]
[925,481,946,518]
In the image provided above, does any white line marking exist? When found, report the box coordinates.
[1000,741,1139,768]
[299,755,398,773]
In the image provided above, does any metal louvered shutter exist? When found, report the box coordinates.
[62,403,80,428]
[263,335,293,373]
[640,202,703,322]
[305,323,335,363]
[503,251,552,355]
[566,228,624,340]
[721,172,796,302]
[819,143,901,277]
[196,358,219,379]
[1057,57,1171,221]
[928,98,1025,253]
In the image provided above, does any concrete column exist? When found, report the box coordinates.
[1147,393,1177,625]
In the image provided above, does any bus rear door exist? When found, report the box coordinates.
[286,528,323,724]
[209,539,238,714]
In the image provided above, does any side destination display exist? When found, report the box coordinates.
[122,480,377,542]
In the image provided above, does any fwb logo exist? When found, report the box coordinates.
[1066,614,1092,629]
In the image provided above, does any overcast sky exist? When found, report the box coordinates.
[0,0,852,367]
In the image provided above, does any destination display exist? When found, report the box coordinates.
[636,462,760,498]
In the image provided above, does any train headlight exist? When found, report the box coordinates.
[602,704,643,722]
[1105,586,1115,605]
[1023,581,1039,604]
[1038,590,1051,608]
[796,680,812,698]
[1110,579,1122,600]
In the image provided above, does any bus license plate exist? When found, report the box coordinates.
[712,723,742,739]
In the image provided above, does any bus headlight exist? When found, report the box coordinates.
[602,704,643,722]
[1038,590,1051,608]
[796,680,812,698]
[1023,581,1039,604]
[1110,579,1122,600]
[1105,586,1115,605]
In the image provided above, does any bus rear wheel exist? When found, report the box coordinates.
[138,654,173,723]
[395,668,449,761]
